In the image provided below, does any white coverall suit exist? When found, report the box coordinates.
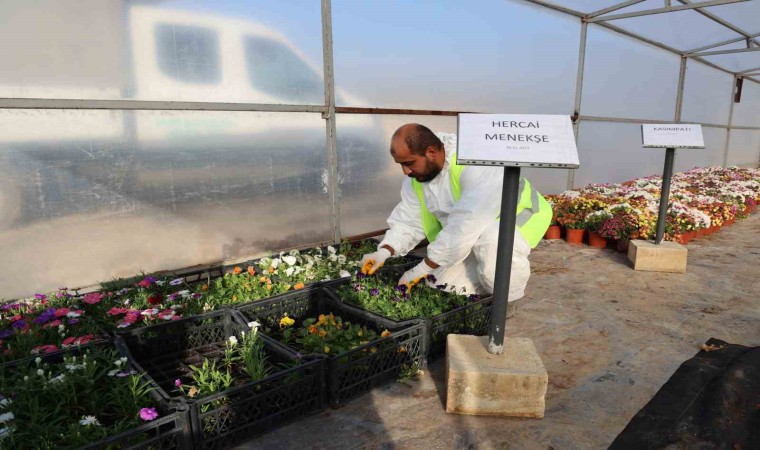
[379,133,531,301]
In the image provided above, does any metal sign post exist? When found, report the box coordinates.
[641,124,705,246]
[654,147,676,245]
[457,113,579,355]
[487,166,520,354]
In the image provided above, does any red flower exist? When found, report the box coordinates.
[147,294,164,305]
[62,336,76,347]
[124,313,141,324]
[32,344,59,354]
[54,308,71,317]
[74,334,95,346]
[83,292,104,305]
[46,320,62,328]
[170,315,182,321]
[10,315,22,322]
[107,307,128,316]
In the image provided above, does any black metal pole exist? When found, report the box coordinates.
[654,148,676,245]
[487,166,521,355]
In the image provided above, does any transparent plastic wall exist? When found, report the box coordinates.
[337,115,457,237]
[681,60,733,125]
[0,0,325,104]
[732,81,760,129]
[574,121,671,186]
[727,130,760,166]
[582,26,680,121]
[0,109,330,298]
[673,127,727,172]
[332,0,580,113]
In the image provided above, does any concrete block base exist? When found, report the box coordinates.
[445,335,547,418]
[628,239,688,273]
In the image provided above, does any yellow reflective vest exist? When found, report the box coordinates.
[411,155,552,248]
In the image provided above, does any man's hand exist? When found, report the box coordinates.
[360,247,392,275]
[398,260,435,290]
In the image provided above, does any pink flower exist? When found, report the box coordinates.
[137,277,155,288]
[54,308,70,317]
[62,336,76,347]
[83,292,104,305]
[31,344,59,354]
[107,307,128,316]
[46,320,62,328]
[74,334,95,346]
[139,407,159,421]
[174,379,182,388]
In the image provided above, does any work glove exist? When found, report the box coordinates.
[398,260,435,290]
[360,247,392,275]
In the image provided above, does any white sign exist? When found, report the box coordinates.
[456,114,580,168]
[641,124,705,149]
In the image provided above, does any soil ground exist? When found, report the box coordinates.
[237,213,760,450]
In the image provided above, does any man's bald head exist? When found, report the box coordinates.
[390,124,444,156]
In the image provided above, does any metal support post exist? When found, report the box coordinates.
[654,148,676,244]
[321,0,341,244]
[487,166,521,355]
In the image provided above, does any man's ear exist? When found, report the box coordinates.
[425,145,438,158]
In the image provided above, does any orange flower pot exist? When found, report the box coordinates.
[544,225,561,240]
[565,228,584,245]
[682,231,696,244]
[695,229,705,239]
[588,231,607,248]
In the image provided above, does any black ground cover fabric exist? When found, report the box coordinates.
[609,338,759,450]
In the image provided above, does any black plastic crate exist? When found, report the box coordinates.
[116,310,325,450]
[323,278,494,359]
[0,340,191,450]
[233,287,426,406]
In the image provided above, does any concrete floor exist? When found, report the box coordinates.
[238,214,760,450]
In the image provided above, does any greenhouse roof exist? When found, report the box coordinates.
[528,0,760,81]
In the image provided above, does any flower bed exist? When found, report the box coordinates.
[116,309,324,450]
[325,273,493,358]
[233,287,425,406]
[0,291,109,363]
[547,166,760,246]
[0,341,190,449]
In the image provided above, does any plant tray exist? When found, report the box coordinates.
[323,278,494,359]
[116,310,325,450]
[0,340,191,450]
[233,287,426,406]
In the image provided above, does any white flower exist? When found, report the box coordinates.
[327,246,336,254]
[289,249,300,256]
[247,321,261,329]
[22,376,28,381]
[58,324,66,333]
[337,255,347,265]
[141,308,159,316]
[66,364,84,373]
[177,290,190,297]
[203,303,212,312]
[155,280,165,286]
[36,369,44,376]
[0,397,10,407]
[282,255,297,266]
[270,258,281,269]
[66,311,82,318]
[35,357,41,365]
[108,369,119,376]
[79,415,100,426]
[328,254,338,262]
[117,322,131,329]
[0,412,13,424]
[339,270,351,278]
[0,427,10,439]
[285,267,295,277]
[228,336,238,345]
[49,374,65,384]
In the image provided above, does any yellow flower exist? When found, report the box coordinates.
[279,315,295,328]
[323,346,330,354]
[187,386,198,398]
[381,330,391,338]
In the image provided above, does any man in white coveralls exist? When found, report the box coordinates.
[360,123,552,301]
